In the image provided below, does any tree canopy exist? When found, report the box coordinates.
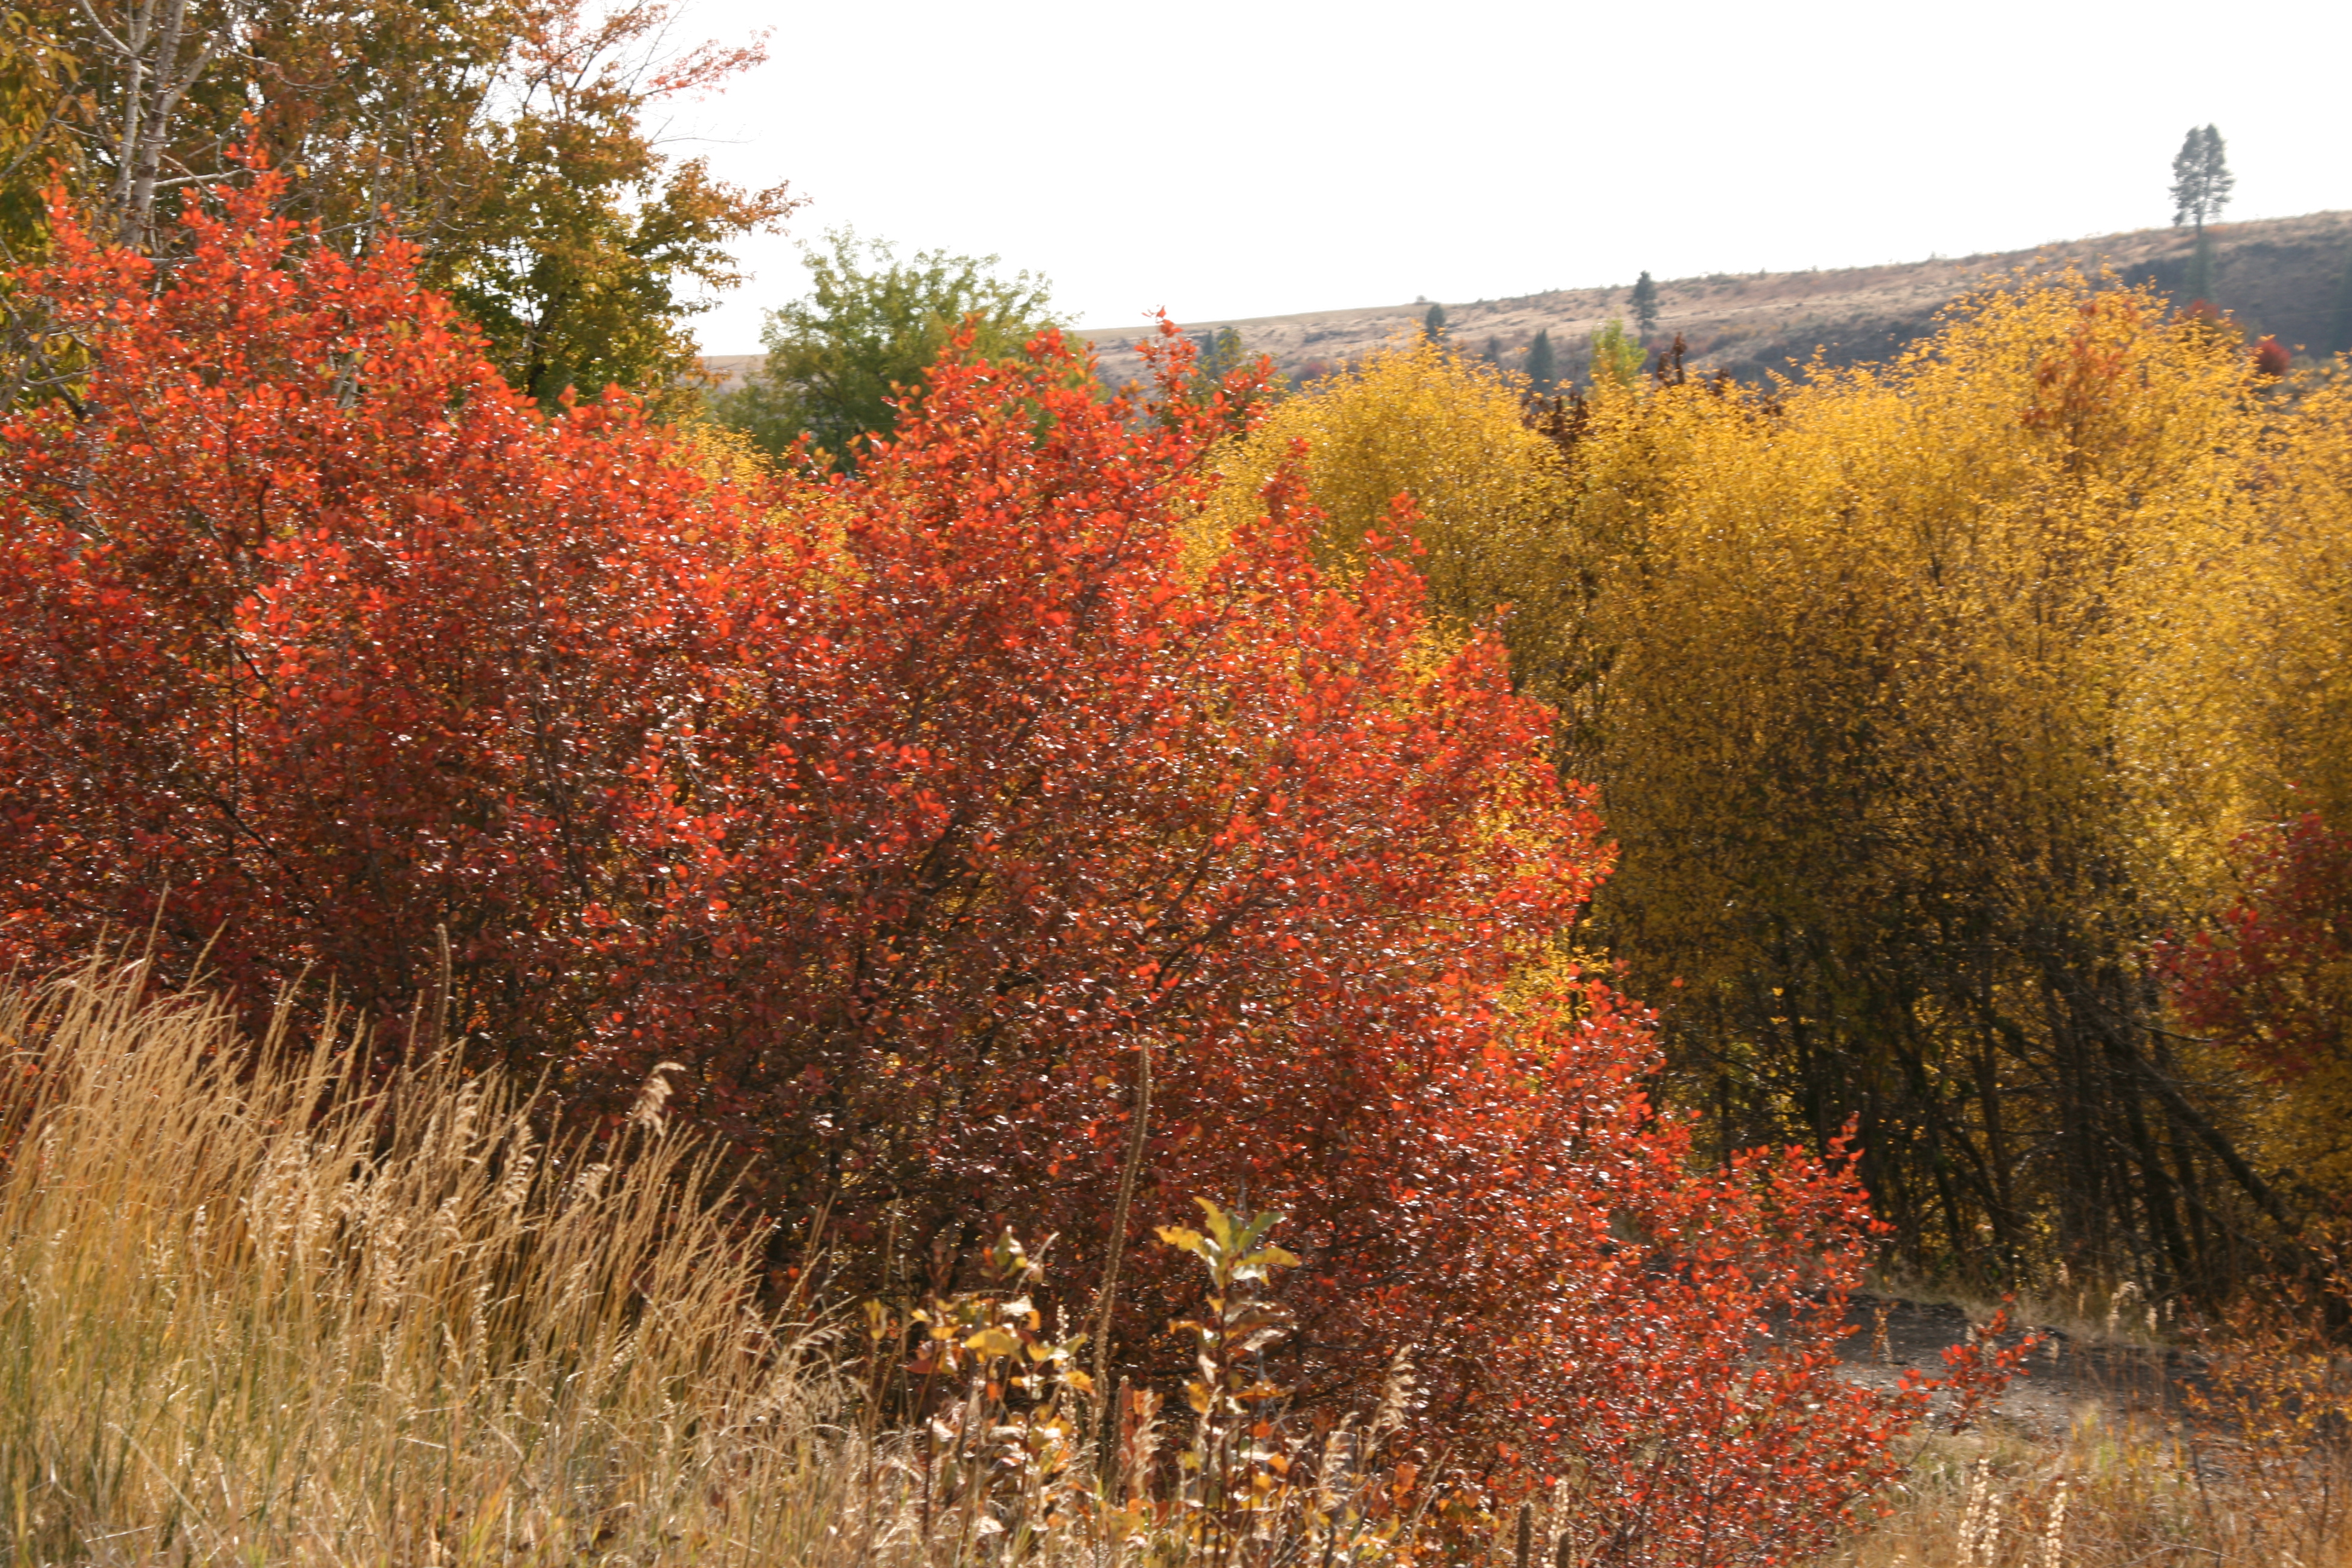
[2171,123,2233,233]
[0,0,794,405]
[711,227,1062,464]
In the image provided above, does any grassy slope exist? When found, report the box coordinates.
[1056,211,2352,391]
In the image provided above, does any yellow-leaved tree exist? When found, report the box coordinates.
[2149,368,2352,1201]
[1541,278,2302,1292]
[1197,339,1578,685]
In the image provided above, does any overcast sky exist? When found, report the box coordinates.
[672,0,2351,354]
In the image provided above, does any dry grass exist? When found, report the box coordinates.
[0,961,1416,1566]
[1835,1413,2352,1568]
[0,957,855,1564]
[1834,1313,2352,1568]
[10,954,2352,1567]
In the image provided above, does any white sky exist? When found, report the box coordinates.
[669,0,2352,354]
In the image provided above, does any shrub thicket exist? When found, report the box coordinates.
[1247,289,2352,1299]
[0,172,2014,1560]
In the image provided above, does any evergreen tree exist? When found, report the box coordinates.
[1204,325,1247,376]
[2171,125,2235,235]
[1526,328,1557,390]
[1423,302,1448,341]
[1194,325,1250,391]
[1630,270,1661,334]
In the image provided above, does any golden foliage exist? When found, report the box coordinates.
[2143,369,2352,1194]
[1269,277,2352,1286]
[1199,341,1571,653]
[2181,373,2352,829]
[1549,277,2290,1280]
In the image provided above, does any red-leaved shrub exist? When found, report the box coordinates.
[0,172,2009,1563]
[2160,812,2352,1084]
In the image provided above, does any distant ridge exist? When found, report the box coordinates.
[1070,211,2352,389]
[700,212,2352,394]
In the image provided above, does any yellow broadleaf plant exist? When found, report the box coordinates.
[2146,368,2352,1195]
[1195,339,1573,663]
[1183,287,2352,1279]
[1561,275,2301,1282]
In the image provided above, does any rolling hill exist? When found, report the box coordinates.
[701,211,2352,395]
[1073,210,2352,390]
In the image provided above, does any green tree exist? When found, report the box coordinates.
[1630,270,1659,334]
[1525,327,1556,390]
[6,0,793,405]
[1196,324,1247,385]
[712,227,1062,465]
[1587,318,1643,387]
[1423,301,1446,341]
[2171,124,2233,234]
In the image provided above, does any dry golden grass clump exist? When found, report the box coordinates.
[0,960,1421,1566]
[1842,1413,2352,1568]
[0,958,848,1564]
[1839,1277,2352,1568]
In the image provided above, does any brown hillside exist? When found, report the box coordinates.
[1070,211,2352,390]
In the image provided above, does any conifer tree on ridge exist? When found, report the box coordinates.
[2171,125,2233,234]
[1630,270,1661,335]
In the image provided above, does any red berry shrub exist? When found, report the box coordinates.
[0,177,2002,1563]
[2160,812,2352,1085]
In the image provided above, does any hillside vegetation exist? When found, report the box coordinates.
[1064,209,2352,388]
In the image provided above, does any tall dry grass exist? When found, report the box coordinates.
[0,961,1419,1566]
[0,956,855,1564]
[1838,1415,2352,1568]
[1836,1303,2352,1568]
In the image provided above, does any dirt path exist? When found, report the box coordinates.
[1838,1296,2187,1439]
